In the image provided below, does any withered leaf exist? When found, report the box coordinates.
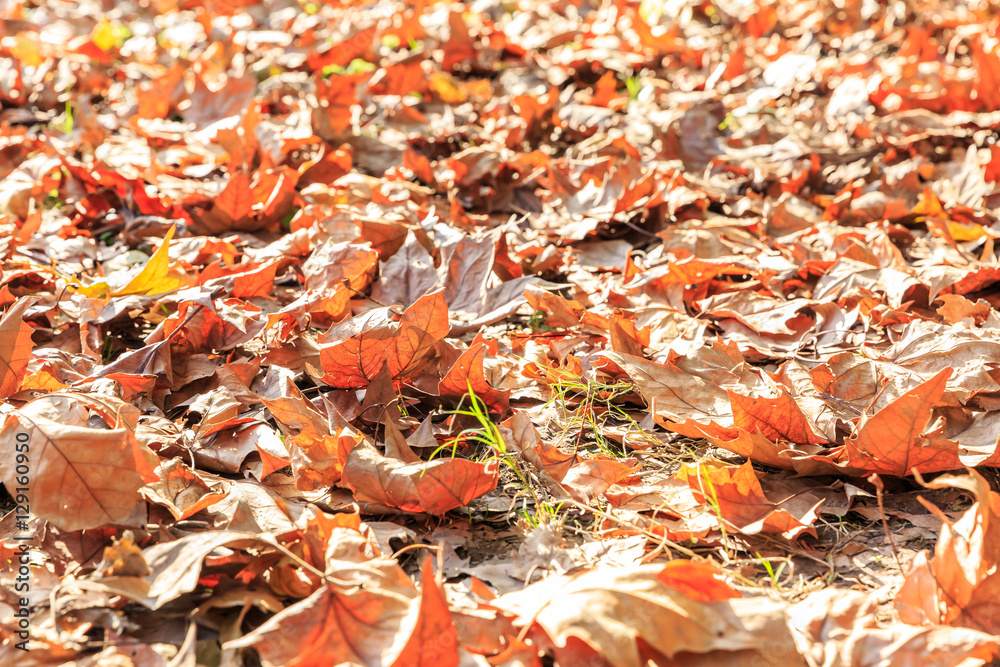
[0,393,158,531]
[320,290,450,388]
[0,297,35,398]
[341,427,498,515]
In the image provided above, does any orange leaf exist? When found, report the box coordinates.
[263,379,361,489]
[438,341,510,415]
[0,297,36,399]
[215,172,254,221]
[394,556,460,667]
[342,440,497,515]
[226,581,415,666]
[320,290,450,388]
[402,148,434,184]
[656,561,741,602]
[845,368,958,476]
[729,388,828,445]
[678,460,821,539]
[232,261,280,298]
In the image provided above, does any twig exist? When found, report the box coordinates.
[562,498,699,559]
[868,473,902,572]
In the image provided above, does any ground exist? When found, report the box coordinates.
[1,0,1000,665]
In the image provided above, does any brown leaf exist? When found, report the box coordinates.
[99,531,266,609]
[140,458,226,521]
[0,393,158,531]
[603,351,732,423]
[489,562,792,667]
[370,232,440,308]
[341,434,498,515]
[896,469,1000,632]
[301,240,378,293]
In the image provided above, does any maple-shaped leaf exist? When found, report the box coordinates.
[394,555,461,667]
[214,171,254,222]
[896,470,1000,633]
[140,458,227,521]
[0,393,158,531]
[438,341,510,415]
[217,260,281,299]
[149,294,266,355]
[183,74,256,128]
[488,562,797,667]
[502,413,638,500]
[250,166,299,220]
[0,297,35,398]
[341,420,497,515]
[560,457,641,501]
[677,460,822,539]
[97,531,267,610]
[265,382,364,490]
[301,240,378,293]
[729,388,828,445]
[320,290,450,389]
[602,352,731,423]
[844,368,960,476]
[370,233,440,311]
[663,416,848,476]
[225,554,435,667]
[312,72,368,139]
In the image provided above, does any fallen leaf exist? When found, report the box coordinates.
[0,393,158,531]
[320,290,450,388]
[341,421,498,515]
[438,341,510,415]
[845,368,960,475]
[0,297,35,398]
[677,460,823,539]
[896,469,1000,633]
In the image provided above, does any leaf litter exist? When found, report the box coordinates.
[2,0,1000,665]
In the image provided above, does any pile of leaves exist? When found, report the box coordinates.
[3,0,1000,664]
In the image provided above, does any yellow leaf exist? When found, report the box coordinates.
[913,188,944,217]
[115,226,183,296]
[430,73,468,104]
[20,369,67,393]
[11,33,43,67]
[947,221,987,242]
[92,19,122,52]
[63,275,109,299]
